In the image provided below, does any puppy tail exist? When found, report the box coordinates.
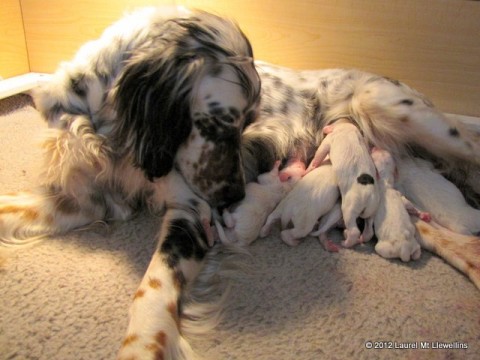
[413,217,480,290]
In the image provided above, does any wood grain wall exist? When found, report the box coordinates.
[9,0,480,116]
[0,0,29,78]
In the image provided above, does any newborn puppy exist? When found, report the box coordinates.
[309,201,343,252]
[371,148,427,262]
[218,160,304,246]
[260,161,339,247]
[306,120,380,247]
[397,156,480,235]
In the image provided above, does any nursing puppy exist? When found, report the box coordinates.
[309,201,343,252]
[371,148,428,262]
[218,159,305,246]
[260,161,339,247]
[398,157,480,235]
[306,120,380,247]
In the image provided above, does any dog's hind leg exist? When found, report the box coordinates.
[346,76,480,165]
[413,218,480,290]
[0,187,106,245]
[0,116,114,245]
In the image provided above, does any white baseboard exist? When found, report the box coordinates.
[0,73,52,100]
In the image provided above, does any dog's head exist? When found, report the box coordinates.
[113,11,261,207]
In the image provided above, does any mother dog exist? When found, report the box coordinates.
[1,6,479,360]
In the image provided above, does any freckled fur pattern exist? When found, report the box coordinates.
[246,61,480,288]
[2,6,480,360]
[0,7,260,360]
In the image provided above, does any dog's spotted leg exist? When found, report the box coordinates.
[348,77,480,164]
[117,204,210,360]
[0,116,131,245]
[0,121,102,244]
[0,188,106,245]
[414,218,480,290]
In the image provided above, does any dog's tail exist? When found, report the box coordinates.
[413,217,480,290]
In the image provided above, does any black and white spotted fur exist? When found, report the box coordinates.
[243,62,480,190]
[0,6,260,360]
[2,6,480,360]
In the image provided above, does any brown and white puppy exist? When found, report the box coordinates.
[306,121,380,247]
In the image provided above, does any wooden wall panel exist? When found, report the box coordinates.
[183,0,480,116]
[20,0,174,73]
[0,0,29,78]
[20,0,480,116]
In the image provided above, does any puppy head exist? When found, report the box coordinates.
[113,11,260,207]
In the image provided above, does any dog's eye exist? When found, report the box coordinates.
[208,104,244,126]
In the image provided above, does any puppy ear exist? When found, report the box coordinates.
[113,48,202,180]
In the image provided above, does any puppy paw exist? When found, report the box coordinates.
[259,224,271,238]
[375,238,421,262]
[342,229,361,248]
[319,235,340,252]
[222,210,235,228]
[281,230,301,247]
[418,212,431,222]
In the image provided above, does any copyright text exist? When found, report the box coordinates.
[364,341,468,350]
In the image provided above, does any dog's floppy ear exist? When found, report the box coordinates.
[113,47,202,180]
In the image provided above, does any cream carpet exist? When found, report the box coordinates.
[0,94,479,360]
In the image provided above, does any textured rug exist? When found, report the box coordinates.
[0,94,479,360]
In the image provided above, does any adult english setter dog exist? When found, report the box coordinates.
[1,6,479,360]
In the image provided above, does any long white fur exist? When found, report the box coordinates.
[3,9,480,360]
[1,7,260,360]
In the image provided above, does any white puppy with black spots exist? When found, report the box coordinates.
[306,120,380,247]
[371,148,430,262]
